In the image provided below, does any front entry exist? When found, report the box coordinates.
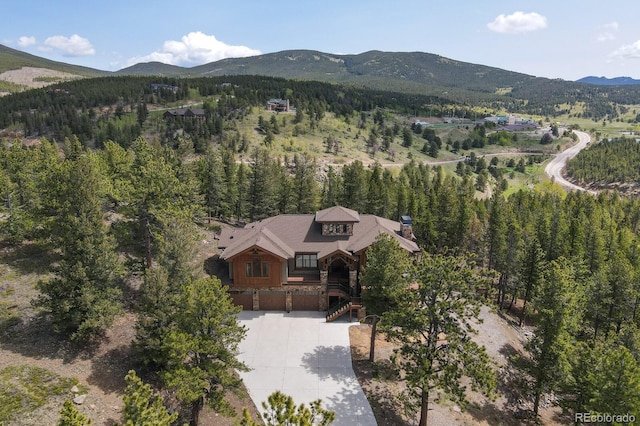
[328,258,349,285]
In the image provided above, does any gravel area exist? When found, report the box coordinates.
[0,66,80,89]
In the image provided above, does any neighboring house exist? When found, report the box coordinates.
[217,206,419,315]
[266,98,290,112]
[151,83,179,93]
[162,108,206,121]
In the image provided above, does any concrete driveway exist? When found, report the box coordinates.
[237,311,376,426]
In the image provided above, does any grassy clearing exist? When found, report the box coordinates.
[552,102,640,139]
[0,365,83,424]
[234,108,442,166]
[0,80,26,94]
[502,163,547,197]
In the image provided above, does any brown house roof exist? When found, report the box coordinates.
[219,206,419,261]
[162,108,206,118]
[315,206,360,223]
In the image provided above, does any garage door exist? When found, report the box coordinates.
[292,293,319,311]
[259,291,286,311]
[230,292,253,310]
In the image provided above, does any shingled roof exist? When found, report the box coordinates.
[315,206,360,223]
[218,207,419,260]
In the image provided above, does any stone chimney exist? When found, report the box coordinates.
[400,216,413,240]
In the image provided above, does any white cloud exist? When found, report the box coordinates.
[17,36,36,47]
[610,40,640,60]
[596,21,619,42]
[40,34,95,56]
[487,11,547,34]
[604,22,619,31]
[127,32,261,66]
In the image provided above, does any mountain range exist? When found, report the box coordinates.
[1,43,639,101]
[576,76,640,86]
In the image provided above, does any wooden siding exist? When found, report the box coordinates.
[231,251,283,288]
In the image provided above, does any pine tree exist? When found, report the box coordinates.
[292,153,319,214]
[241,391,335,426]
[517,236,545,326]
[589,345,640,416]
[34,153,122,341]
[121,370,178,426]
[340,160,367,212]
[526,260,581,417]
[57,400,92,426]
[247,148,278,220]
[123,137,200,269]
[161,276,248,425]
[320,166,342,209]
[220,148,238,219]
[366,163,386,216]
[382,252,497,426]
[360,234,412,316]
[196,148,226,220]
[234,163,248,220]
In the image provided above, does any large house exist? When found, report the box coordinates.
[162,108,206,121]
[266,98,290,112]
[217,206,420,315]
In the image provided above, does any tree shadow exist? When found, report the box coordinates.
[204,254,231,285]
[466,401,526,426]
[350,359,409,426]
[300,345,354,380]
[466,342,534,426]
[86,344,135,395]
[498,343,532,409]
[0,240,60,275]
[324,383,382,426]
[0,313,101,363]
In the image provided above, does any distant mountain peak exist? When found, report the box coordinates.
[577,76,640,86]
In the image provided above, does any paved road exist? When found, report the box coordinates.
[544,130,596,193]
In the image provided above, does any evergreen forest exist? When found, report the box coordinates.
[1,74,640,424]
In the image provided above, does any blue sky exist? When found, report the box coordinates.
[3,1,640,81]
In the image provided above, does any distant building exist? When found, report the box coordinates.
[266,98,290,112]
[484,115,508,125]
[484,115,537,128]
[162,108,206,121]
[151,83,179,94]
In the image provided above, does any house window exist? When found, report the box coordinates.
[323,223,350,235]
[295,254,318,269]
[246,258,269,277]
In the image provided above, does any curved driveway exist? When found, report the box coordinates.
[237,311,376,426]
[544,130,596,193]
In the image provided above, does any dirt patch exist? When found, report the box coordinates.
[349,306,569,425]
[0,67,80,90]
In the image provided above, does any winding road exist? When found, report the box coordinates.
[544,130,596,194]
[320,130,597,194]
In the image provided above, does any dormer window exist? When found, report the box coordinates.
[315,206,360,236]
[322,223,352,236]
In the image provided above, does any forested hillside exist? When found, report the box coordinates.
[1,71,640,424]
[0,75,452,146]
[2,132,640,422]
[117,49,640,121]
[0,44,107,76]
[566,137,640,193]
